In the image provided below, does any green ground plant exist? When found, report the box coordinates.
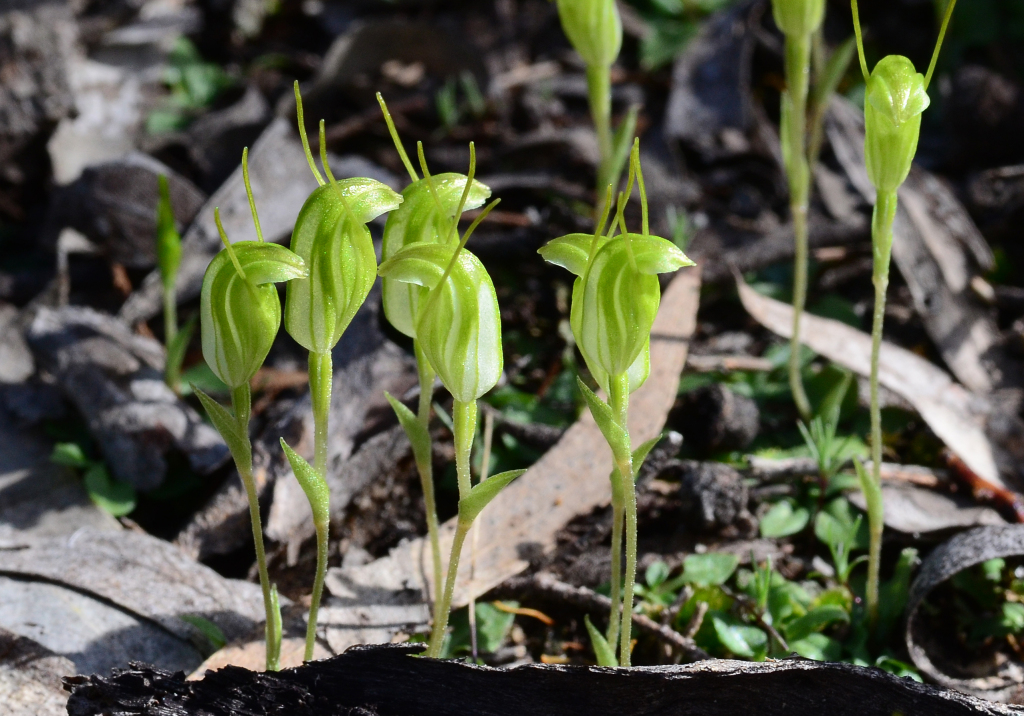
[378,141,525,659]
[193,155,308,670]
[155,175,195,392]
[279,83,403,661]
[540,141,694,665]
[850,0,957,626]
[376,92,492,622]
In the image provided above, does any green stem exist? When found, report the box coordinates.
[309,351,332,478]
[606,484,623,650]
[607,373,635,666]
[426,520,471,659]
[866,190,897,627]
[415,340,443,614]
[587,64,613,206]
[305,351,332,662]
[425,399,477,658]
[620,467,638,667]
[231,384,279,671]
[783,33,813,422]
[162,285,178,389]
[306,519,328,661]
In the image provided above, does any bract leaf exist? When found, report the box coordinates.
[458,468,526,523]
[194,385,251,472]
[576,377,631,468]
[384,391,432,469]
[631,435,662,475]
[280,439,330,528]
[584,614,618,666]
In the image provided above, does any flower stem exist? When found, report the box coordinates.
[606,479,624,650]
[414,340,443,614]
[426,521,471,659]
[866,189,897,627]
[426,398,477,658]
[305,351,333,662]
[586,64,613,210]
[309,351,332,479]
[608,373,634,666]
[306,519,328,661]
[231,384,279,671]
[783,33,813,422]
[619,467,638,667]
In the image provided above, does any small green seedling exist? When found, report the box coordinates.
[377,92,491,618]
[280,83,403,661]
[379,142,524,659]
[851,0,957,626]
[540,140,693,665]
[156,175,194,392]
[194,153,307,671]
[556,0,637,208]
[51,441,136,517]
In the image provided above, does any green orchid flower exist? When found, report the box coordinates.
[850,0,956,627]
[196,155,307,671]
[539,140,693,666]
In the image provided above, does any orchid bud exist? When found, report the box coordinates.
[285,178,402,353]
[201,229,307,389]
[862,56,929,194]
[771,0,824,38]
[557,0,622,68]
[381,173,490,338]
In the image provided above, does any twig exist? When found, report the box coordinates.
[944,451,1024,523]
[746,456,944,487]
[686,354,774,373]
[494,572,709,662]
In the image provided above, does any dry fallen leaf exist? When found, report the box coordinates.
[736,275,1003,488]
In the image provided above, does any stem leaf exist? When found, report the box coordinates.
[194,385,251,471]
[384,391,432,470]
[458,468,526,523]
[576,377,631,467]
[584,614,618,666]
[280,438,330,528]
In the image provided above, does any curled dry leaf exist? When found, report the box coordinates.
[736,274,1003,488]
[906,525,1024,701]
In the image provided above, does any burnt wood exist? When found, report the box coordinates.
[65,643,1023,716]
